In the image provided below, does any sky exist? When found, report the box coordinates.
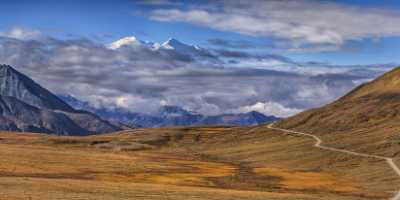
[0,0,399,117]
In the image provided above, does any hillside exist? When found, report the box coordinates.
[276,66,400,158]
[1,67,400,199]
[0,125,398,199]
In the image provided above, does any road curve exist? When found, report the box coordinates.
[267,123,400,200]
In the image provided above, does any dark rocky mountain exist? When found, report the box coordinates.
[62,110,121,134]
[0,95,88,134]
[0,65,75,112]
[0,64,121,135]
[201,111,277,126]
[157,105,198,117]
[60,95,280,127]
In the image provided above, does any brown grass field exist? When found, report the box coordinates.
[0,124,399,199]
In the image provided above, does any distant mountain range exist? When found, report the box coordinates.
[0,64,121,135]
[60,95,280,128]
[0,64,278,135]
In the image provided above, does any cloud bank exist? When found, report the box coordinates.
[0,33,394,117]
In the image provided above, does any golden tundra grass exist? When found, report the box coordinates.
[0,125,398,199]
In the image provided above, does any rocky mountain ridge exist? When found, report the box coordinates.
[0,64,121,135]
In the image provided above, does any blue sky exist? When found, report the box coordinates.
[1,0,400,65]
[0,0,399,117]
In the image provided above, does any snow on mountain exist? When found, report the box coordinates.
[159,38,189,50]
[108,36,216,63]
[109,36,198,51]
[158,38,208,54]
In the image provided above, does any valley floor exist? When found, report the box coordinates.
[0,125,399,200]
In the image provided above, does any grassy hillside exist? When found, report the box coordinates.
[277,67,400,159]
[0,125,398,199]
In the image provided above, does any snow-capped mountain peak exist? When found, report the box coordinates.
[108,36,216,63]
[109,36,202,52]
[160,38,186,50]
[158,38,208,55]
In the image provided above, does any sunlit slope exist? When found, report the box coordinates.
[277,67,400,158]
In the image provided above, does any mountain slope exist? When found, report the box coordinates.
[202,111,279,126]
[0,64,74,112]
[0,96,88,134]
[276,66,400,157]
[0,124,398,199]
[62,110,121,134]
[0,65,121,135]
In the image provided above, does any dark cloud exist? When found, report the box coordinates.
[214,49,294,63]
[215,50,251,58]
[207,38,256,49]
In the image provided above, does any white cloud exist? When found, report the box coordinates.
[149,1,400,47]
[234,102,302,118]
[352,78,374,85]
[0,27,41,40]
[107,36,142,50]
[116,96,129,107]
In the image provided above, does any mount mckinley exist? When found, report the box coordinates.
[108,36,219,64]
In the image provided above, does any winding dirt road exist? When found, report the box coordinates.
[267,124,400,200]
